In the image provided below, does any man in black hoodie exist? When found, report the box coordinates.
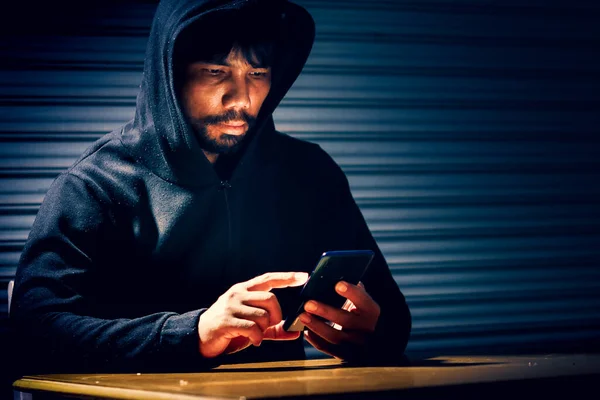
[11,0,411,373]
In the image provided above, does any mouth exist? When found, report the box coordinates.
[218,121,248,135]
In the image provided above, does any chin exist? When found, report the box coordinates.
[214,133,245,153]
[219,130,246,141]
[196,125,249,155]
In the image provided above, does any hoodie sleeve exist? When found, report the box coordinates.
[349,195,412,365]
[322,150,412,365]
[11,172,218,373]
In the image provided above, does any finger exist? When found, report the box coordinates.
[232,305,270,332]
[342,299,357,313]
[299,312,363,345]
[303,300,363,330]
[241,291,283,326]
[341,299,354,311]
[224,336,252,355]
[348,304,358,313]
[226,318,264,346]
[245,272,309,292]
[335,281,379,315]
[304,330,341,359]
[263,321,301,341]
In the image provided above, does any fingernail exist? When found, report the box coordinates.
[295,272,309,282]
[305,301,317,312]
[336,282,347,293]
[299,313,311,324]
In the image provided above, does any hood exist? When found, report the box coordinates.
[121,0,315,187]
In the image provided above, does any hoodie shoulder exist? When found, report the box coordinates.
[65,126,150,206]
[271,130,324,161]
[269,130,347,183]
[67,128,134,175]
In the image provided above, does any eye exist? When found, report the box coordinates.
[249,71,269,78]
[203,68,225,76]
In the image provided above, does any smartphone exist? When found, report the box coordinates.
[283,250,375,332]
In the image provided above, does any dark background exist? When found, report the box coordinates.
[1,0,600,393]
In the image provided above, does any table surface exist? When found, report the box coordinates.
[13,354,600,399]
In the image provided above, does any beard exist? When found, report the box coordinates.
[188,109,257,155]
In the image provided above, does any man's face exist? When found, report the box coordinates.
[179,47,272,155]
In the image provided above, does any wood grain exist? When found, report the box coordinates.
[13,355,600,399]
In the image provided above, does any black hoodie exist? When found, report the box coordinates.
[11,0,411,374]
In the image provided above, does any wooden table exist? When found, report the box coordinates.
[13,354,600,399]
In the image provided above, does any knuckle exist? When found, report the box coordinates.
[226,290,238,301]
[221,315,234,327]
[259,272,271,281]
[223,305,236,317]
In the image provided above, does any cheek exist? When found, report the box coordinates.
[182,85,223,118]
[252,83,271,111]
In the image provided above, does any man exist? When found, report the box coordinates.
[11,0,411,373]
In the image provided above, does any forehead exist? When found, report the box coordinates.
[215,48,257,65]
[197,45,268,69]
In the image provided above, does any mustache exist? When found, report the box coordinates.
[193,109,257,126]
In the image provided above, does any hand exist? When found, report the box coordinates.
[198,272,309,358]
[300,281,380,360]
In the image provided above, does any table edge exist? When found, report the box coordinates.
[14,378,236,400]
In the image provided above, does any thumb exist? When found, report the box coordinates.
[263,321,301,341]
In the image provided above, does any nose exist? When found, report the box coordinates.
[223,75,251,110]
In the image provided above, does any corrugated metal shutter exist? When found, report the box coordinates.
[1,0,599,363]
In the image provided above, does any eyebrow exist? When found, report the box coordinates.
[204,60,270,69]
[201,54,269,69]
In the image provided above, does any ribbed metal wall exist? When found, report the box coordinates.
[1,0,600,366]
